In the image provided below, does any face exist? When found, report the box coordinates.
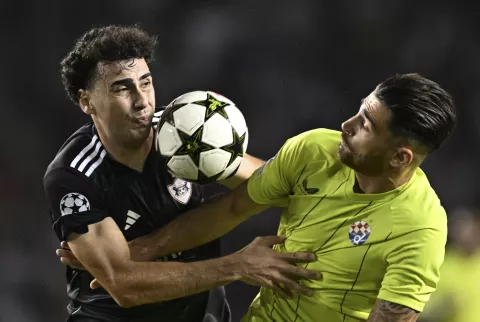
[80,58,155,148]
[338,92,398,176]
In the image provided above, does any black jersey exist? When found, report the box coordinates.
[43,108,230,322]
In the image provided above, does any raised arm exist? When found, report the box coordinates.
[367,299,419,322]
[59,136,310,263]
[129,181,265,261]
[130,136,306,261]
[220,153,265,189]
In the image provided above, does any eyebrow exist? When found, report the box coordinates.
[363,109,377,130]
[109,72,152,88]
[360,98,377,129]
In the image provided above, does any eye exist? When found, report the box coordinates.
[142,81,151,87]
[115,87,128,92]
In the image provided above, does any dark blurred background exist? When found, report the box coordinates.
[1,0,479,321]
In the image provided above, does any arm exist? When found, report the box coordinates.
[220,153,265,189]
[67,217,241,307]
[130,136,306,261]
[68,217,319,307]
[129,181,267,261]
[367,299,419,322]
[59,136,308,263]
[373,227,447,321]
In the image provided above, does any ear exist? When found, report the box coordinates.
[78,89,96,115]
[391,147,413,168]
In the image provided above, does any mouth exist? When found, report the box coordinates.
[132,115,151,126]
[340,134,351,150]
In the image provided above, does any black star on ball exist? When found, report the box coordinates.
[223,129,246,164]
[175,128,214,165]
[193,93,229,121]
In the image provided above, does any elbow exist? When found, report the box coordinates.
[99,270,140,308]
[114,295,137,308]
[109,283,138,308]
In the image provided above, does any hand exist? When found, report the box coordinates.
[233,235,321,299]
[56,241,103,289]
[56,241,85,270]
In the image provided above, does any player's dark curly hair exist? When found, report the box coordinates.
[375,73,456,154]
[60,25,157,104]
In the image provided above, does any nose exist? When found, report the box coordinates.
[341,118,355,136]
[133,90,149,110]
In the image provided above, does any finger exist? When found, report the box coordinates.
[60,257,73,266]
[61,241,70,250]
[56,249,75,259]
[90,279,102,289]
[280,264,322,281]
[253,235,286,247]
[271,274,313,297]
[60,257,85,270]
[263,279,293,299]
[272,282,294,299]
[277,251,316,263]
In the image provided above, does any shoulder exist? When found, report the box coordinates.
[286,128,341,160]
[44,123,107,181]
[391,170,447,235]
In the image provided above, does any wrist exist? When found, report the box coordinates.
[218,253,244,282]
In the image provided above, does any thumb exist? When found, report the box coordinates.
[254,235,286,247]
[90,279,102,289]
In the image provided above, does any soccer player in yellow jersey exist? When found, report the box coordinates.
[58,73,456,321]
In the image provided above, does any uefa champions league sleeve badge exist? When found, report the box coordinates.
[348,220,371,246]
[60,192,90,216]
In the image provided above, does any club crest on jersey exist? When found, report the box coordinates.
[348,220,371,246]
[60,192,90,216]
[167,178,192,204]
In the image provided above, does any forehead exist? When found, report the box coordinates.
[96,58,150,82]
[362,92,391,128]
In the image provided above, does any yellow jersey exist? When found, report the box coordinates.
[244,129,447,321]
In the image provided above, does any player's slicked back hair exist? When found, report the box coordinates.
[60,24,157,104]
[375,73,456,153]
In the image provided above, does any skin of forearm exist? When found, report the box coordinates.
[220,154,265,189]
[115,254,242,307]
[128,192,252,261]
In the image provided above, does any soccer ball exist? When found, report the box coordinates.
[60,193,90,216]
[155,91,249,183]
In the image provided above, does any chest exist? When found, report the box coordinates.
[96,161,203,241]
[280,169,394,277]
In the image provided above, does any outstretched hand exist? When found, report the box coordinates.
[234,235,321,299]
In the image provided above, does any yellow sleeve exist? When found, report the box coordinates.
[378,228,447,312]
[247,134,308,206]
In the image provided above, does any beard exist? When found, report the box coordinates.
[337,141,388,176]
[123,125,152,149]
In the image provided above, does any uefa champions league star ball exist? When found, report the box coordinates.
[155,91,249,183]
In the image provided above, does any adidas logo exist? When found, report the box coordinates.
[124,210,141,230]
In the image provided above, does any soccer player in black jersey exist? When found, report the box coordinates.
[44,25,320,322]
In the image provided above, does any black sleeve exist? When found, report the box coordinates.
[43,168,108,241]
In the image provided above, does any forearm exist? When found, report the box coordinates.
[367,299,419,322]
[129,184,265,261]
[117,254,241,307]
[220,153,265,189]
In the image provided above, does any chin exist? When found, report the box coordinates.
[125,127,151,147]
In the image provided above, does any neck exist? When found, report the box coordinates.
[96,126,153,172]
[354,167,415,194]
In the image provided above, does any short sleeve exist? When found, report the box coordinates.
[247,135,306,206]
[378,228,447,312]
[43,168,108,241]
